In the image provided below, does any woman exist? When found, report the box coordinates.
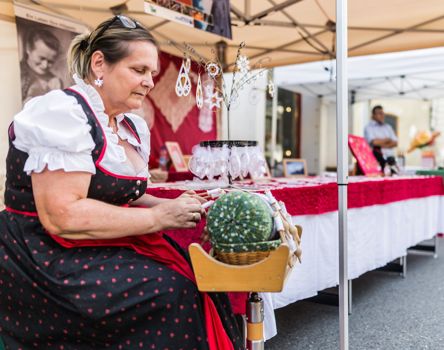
[0,16,242,349]
[20,28,63,103]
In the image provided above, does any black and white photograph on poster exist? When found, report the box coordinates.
[144,0,232,39]
[14,4,86,104]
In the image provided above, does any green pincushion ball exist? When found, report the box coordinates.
[207,191,277,253]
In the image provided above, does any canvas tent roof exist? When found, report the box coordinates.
[2,0,444,68]
[274,46,444,102]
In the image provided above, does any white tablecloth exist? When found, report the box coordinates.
[263,195,444,339]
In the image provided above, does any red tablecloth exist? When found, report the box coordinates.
[167,170,194,182]
[148,176,444,314]
[273,176,444,215]
[149,176,444,216]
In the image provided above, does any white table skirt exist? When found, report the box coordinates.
[263,195,444,340]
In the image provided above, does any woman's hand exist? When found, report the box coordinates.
[178,190,208,217]
[178,190,206,204]
[153,196,204,229]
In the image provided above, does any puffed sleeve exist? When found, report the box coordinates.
[13,90,96,175]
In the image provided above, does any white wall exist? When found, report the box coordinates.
[352,101,371,137]
[300,95,322,174]
[221,71,267,150]
[0,18,22,178]
[431,98,444,167]
[320,101,338,171]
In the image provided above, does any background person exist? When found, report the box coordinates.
[0,15,242,349]
[364,105,398,171]
[20,28,63,102]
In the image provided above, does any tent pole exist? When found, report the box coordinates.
[270,69,278,174]
[336,0,349,349]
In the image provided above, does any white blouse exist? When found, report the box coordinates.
[13,75,150,178]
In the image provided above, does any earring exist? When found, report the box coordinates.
[94,77,104,87]
[196,72,203,109]
[175,58,191,97]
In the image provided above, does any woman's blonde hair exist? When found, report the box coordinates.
[67,16,158,79]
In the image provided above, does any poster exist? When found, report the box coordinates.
[14,4,86,104]
[144,0,232,39]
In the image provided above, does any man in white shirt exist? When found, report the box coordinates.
[364,105,398,171]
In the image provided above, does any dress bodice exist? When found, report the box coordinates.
[4,88,148,213]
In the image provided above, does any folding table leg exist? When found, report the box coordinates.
[305,280,353,315]
[400,255,407,278]
[408,234,439,258]
[433,234,439,259]
[348,279,352,315]
[376,255,407,277]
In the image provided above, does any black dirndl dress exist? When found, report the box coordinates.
[0,89,243,349]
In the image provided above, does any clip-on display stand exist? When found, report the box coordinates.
[189,226,301,350]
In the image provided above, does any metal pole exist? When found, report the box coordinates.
[336,0,349,349]
[270,69,278,174]
[216,40,228,139]
[246,293,265,350]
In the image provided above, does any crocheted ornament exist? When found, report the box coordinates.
[207,191,275,252]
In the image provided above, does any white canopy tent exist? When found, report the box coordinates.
[275,46,444,102]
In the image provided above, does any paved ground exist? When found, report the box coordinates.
[266,238,444,349]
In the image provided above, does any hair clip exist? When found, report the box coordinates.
[79,39,89,51]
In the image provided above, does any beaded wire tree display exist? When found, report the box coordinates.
[171,41,275,183]
[173,41,275,139]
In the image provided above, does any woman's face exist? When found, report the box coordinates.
[100,41,158,116]
[26,39,58,76]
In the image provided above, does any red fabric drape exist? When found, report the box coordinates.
[147,52,218,166]
[49,233,234,350]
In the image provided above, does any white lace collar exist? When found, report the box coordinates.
[71,74,149,177]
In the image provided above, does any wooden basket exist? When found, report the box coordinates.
[209,225,303,266]
[213,249,272,265]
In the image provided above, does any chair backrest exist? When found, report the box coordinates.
[348,134,382,176]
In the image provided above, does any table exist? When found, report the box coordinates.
[148,176,444,338]
[149,175,444,248]
[416,169,444,181]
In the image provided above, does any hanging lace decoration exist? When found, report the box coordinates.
[196,73,204,109]
[175,59,191,97]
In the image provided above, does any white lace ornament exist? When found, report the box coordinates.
[267,80,275,98]
[205,89,223,110]
[175,59,191,97]
[206,62,221,79]
[196,73,203,109]
[236,55,250,74]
